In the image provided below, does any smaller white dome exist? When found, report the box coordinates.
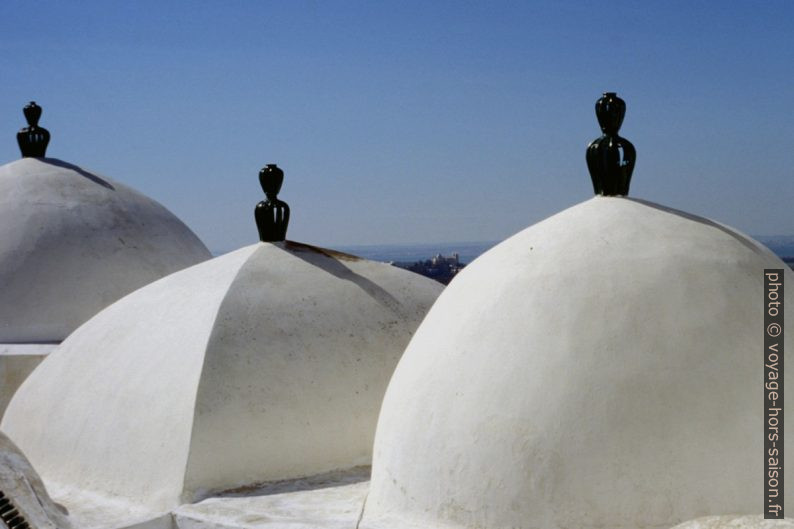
[0,157,211,343]
[2,240,442,514]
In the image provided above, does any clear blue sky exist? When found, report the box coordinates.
[1,1,792,252]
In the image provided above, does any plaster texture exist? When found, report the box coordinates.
[0,431,72,529]
[0,157,211,343]
[671,516,794,529]
[362,196,794,529]
[2,241,441,519]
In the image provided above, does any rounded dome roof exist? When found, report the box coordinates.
[361,196,793,529]
[2,241,442,512]
[0,157,211,342]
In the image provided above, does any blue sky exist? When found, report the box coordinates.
[1,1,792,252]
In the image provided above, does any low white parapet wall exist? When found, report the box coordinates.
[0,344,55,417]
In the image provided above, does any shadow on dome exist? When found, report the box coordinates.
[277,241,404,314]
[40,158,115,190]
[285,240,361,262]
[625,197,764,254]
[215,465,371,498]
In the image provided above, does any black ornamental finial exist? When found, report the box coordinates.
[17,101,51,158]
[586,92,636,196]
[255,164,290,242]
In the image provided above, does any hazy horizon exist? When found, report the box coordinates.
[210,235,794,263]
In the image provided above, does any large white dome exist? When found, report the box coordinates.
[2,240,442,516]
[0,157,211,343]
[361,196,793,529]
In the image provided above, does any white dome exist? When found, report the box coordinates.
[0,157,211,343]
[2,241,442,514]
[362,197,793,529]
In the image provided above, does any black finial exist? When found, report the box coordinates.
[17,101,51,158]
[586,92,636,196]
[255,164,290,242]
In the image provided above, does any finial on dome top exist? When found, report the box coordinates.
[586,92,636,196]
[255,164,290,242]
[17,101,51,158]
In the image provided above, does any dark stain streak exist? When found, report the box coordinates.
[212,465,371,499]
[276,241,404,315]
[285,240,361,262]
[39,158,115,190]
[625,197,765,255]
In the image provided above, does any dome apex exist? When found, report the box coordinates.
[586,92,636,196]
[255,163,290,242]
[17,101,50,158]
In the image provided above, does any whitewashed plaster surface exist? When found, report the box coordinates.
[0,431,72,529]
[671,516,794,529]
[362,196,794,529]
[0,157,211,343]
[1,241,441,521]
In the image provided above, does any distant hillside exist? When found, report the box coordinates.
[336,241,496,265]
[341,237,794,265]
